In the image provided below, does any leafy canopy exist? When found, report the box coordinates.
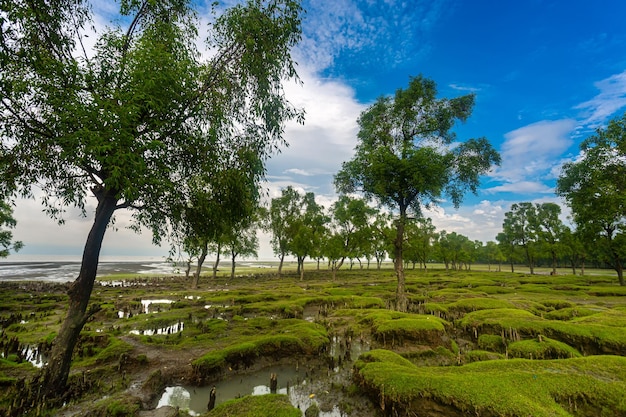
[335,75,500,217]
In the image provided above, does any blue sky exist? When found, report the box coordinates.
[9,0,626,259]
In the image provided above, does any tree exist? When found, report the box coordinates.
[561,227,587,276]
[0,201,23,258]
[502,203,539,274]
[289,191,328,279]
[335,76,500,311]
[533,202,567,274]
[223,224,259,280]
[482,241,504,272]
[496,231,519,273]
[266,186,303,276]
[328,195,377,272]
[557,113,626,285]
[0,0,303,401]
[177,147,261,288]
[404,217,436,270]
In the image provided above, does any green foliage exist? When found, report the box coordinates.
[557,112,626,286]
[355,349,626,416]
[334,75,500,311]
[204,394,300,417]
[0,201,23,258]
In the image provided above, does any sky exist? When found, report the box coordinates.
[8,0,626,260]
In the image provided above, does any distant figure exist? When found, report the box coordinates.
[270,373,278,393]
[207,386,216,411]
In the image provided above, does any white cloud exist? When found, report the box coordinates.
[484,181,554,195]
[296,0,449,71]
[265,66,365,195]
[575,70,626,128]
[491,119,575,184]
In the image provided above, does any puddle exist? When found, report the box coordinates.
[1,346,47,368]
[157,336,367,416]
[141,299,174,314]
[130,322,184,336]
[157,363,342,416]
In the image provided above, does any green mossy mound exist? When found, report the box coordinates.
[191,320,328,384]
[202,394,300,417]
[507,336,581,359]
[458,308,626,354]
[361,310,449,347]
[354,349,626,416]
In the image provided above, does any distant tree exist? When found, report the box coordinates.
[328,195,377,271]
[482,241,504,272]
[335,76,500,311]
[266,186,304,276]
[0,201,23,258]
[0,0,303,400]
[223,225,259,280]
[502,203,539,274]
[557,113,626,285]
[371,212,393,269]
[290,191,328,279]
[178,149,260,288]
[404,217,436,270]
[496,231,520,273]
[561,227,587,276]
[532,202,567,275]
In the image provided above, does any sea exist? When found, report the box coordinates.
[0,255,178,283]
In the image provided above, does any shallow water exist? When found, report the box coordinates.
[157,335,369,416]
[157,363,342,416]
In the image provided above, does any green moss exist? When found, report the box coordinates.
[544,307,600,321]
[355,349,626,416]
[87,394,142,417]
[508,336,581,359]
[463,350,504,362]
[448,297,516,313]
[477,334,506,353]
[203,394,300,417]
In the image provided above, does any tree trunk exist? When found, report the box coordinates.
[212,243,221,279]
[277,252,284,276]
[297,255,305,280]
[230,250,236,280]
[394,215,407,312]
[38,191,117,402]
[192,242,208,289]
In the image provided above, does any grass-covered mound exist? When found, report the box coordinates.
[458,308,626,354]
[359,310,449,348]
[507,336,581,359]
[354,349,626,416]
[191,320,328,384]
[202,394,300,417]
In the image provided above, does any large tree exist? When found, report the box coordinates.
[557,113,626,285]
[335,76,500,311]
[0,0,303,402]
